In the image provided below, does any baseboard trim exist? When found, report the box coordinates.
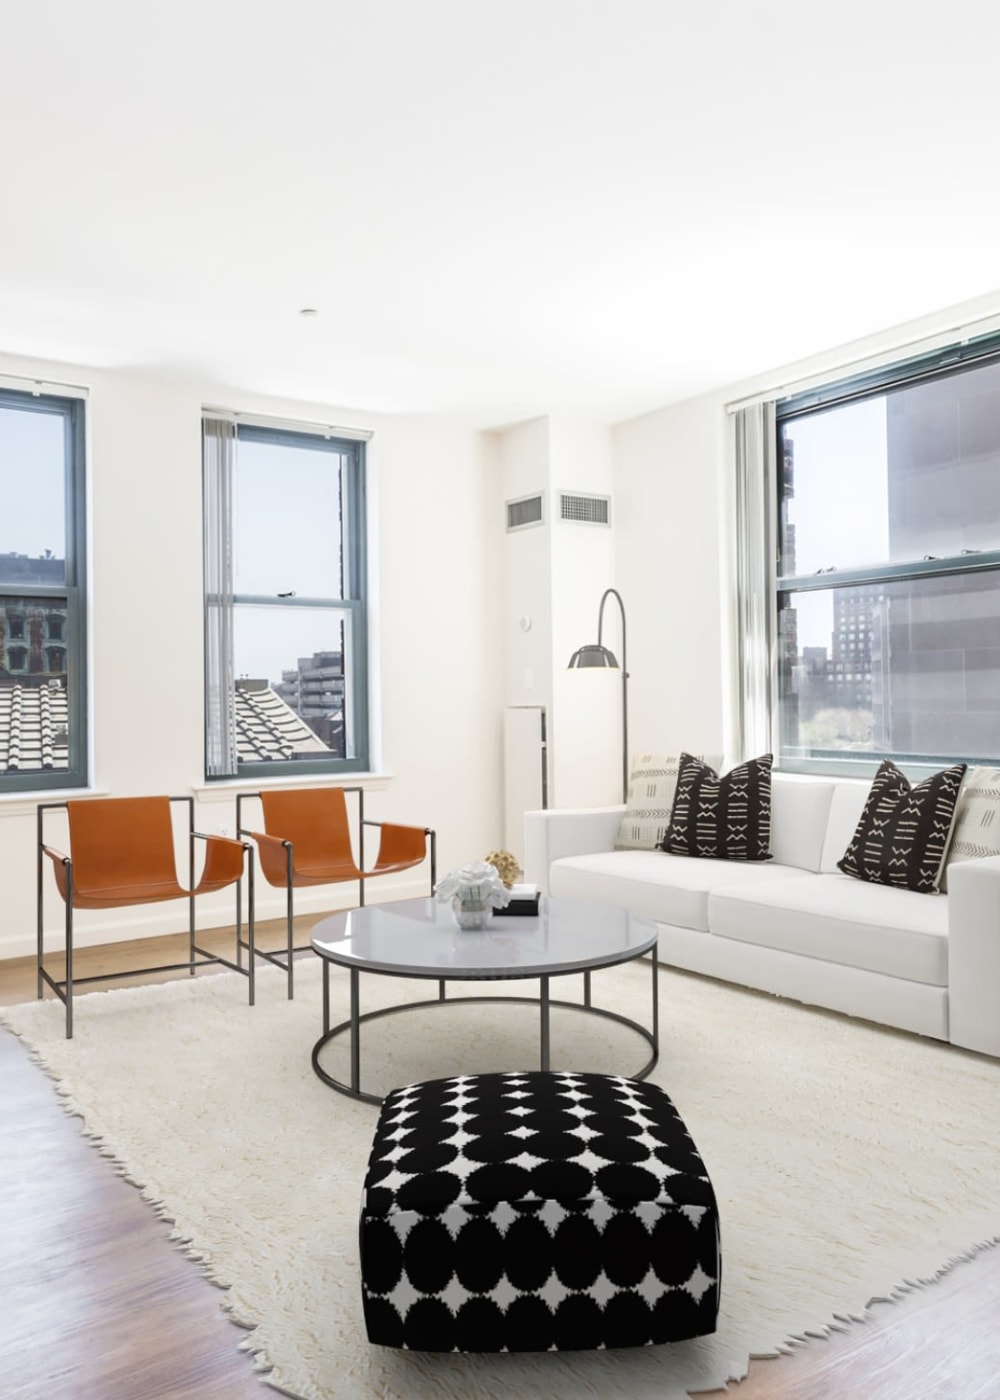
[3,876,433,963]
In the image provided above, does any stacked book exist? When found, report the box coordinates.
[498,883,540,916]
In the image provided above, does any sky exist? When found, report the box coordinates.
[232,438,348,684]
[783,396,889,649]
[0,405,65,562]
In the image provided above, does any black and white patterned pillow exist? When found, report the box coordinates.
[660,753,773,861]
[838,759,967,893]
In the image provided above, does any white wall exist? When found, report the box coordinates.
[497,415,620,816]
[0,352,504,961]
[547,418,619,807]
[498,417,552,713]
[612,392,729,762]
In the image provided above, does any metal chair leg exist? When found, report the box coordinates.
[188,892,196,976]
[65,874,74,1040]
[188,818,196,974]
[36,813,44,1001]
[285,844,294,1000]
[236,876,243,970]
[246,849,256,1006]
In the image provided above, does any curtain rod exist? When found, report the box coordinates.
[202,406,372,441]
[0,370,89,399]
[724,306,1000,415]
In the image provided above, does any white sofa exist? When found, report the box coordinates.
[524,773,1000,1058]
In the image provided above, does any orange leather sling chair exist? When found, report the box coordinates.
[37,795,255,1037]
[237,786,435,998]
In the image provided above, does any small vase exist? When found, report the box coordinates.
[452,897,489,931]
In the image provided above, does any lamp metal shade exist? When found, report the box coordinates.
[568,643,620,670]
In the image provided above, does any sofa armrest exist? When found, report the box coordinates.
[947,855,1000,1056]
[523,806,625,894]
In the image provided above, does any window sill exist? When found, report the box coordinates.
[190,771,395,803]
[0,786,112,819]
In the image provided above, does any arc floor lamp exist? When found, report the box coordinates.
[568,587,629,803]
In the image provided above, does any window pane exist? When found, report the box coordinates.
[0,404,66,584]
[0,598,70,773]
[234,437,345,598]
[779,359,1000,577]
[779,572,1000,762]
[233,605,351,762]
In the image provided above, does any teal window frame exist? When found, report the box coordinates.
[774,329,1000,777]
[0,387,87,793]
[203,419,370,781]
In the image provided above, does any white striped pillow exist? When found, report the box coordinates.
[615,752,722,851]
[942,767,1000,891]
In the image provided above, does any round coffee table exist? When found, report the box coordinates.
[310,895,659,1104]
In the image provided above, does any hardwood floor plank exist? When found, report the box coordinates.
[0,1025,265,1399]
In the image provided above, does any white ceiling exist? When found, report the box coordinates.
[3,0,1000,427]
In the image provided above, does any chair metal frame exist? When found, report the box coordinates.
[37,796,256,1039]
[236,785,436,999]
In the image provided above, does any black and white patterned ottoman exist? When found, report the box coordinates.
[359,1070,721,1352]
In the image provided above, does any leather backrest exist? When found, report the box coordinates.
[66,796,178,896]
[259,787,353,865]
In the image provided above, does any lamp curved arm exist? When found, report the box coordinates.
[597,588,629,802]
[597,588,628,677]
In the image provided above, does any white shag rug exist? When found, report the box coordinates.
[4,958,1000,1400]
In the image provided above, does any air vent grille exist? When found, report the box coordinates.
[506,494,544,531]
[559,492,611,525]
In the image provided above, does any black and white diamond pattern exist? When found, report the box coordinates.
[360,1071,721,1352]
[838,759,967,893]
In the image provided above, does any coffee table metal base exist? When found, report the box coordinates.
[311,955,659,1106]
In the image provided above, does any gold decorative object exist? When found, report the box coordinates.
[484,848,519,889]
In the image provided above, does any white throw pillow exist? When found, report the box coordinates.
[941,766,1000,891]
[614,752,722,851]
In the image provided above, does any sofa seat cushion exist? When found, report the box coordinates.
[549,851,811,932]
[708,872,948,986]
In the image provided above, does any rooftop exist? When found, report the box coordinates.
[0,679,330,774]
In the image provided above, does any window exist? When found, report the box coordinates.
[0,387,86,791]
[202,416,369,779]
[773,334,1000,774]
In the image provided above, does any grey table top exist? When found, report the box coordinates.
[310,895,657,980]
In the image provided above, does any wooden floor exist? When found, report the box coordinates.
[3,927,1000,1399]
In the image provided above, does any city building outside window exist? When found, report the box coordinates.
[773,335,1000,775]
[202,416,369,779]
[0,387,86,791]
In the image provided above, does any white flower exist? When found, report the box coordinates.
[434,861,512,909]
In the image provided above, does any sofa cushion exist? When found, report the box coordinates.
[661,753,773,862]
[820,782,870,872]
[614,752,722,851]
[770,777,836,873]
[837,760,967,893]
[549,850,810,932]
[708,872,948,986]
[942,766,1000,891]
